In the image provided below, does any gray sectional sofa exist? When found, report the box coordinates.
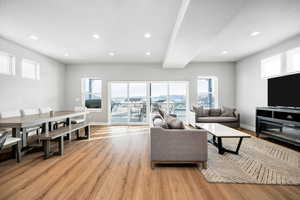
[150,111,208,169]
[191,106,240,128]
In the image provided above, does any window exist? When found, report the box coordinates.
[0,51,15,75]
[22,59,40,80]
[82,78,102,110]
[197,77,218,108]
[261,54,281,78]
[287,47,300,73]
[150,82,188,121]
[110,82,147,123]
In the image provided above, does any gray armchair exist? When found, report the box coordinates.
[150,126,208,169]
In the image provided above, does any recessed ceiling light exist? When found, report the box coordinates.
[221,50,228,55]
[250,31,261,36]
[93,34,100,39]
[144,32,151,38]
[64,53,69,57]
[108,52,115,56]
[145,52,151,56]
[29,35,39,40]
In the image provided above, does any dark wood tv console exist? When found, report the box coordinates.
[256,107,300,147]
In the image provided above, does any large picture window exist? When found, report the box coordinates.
[82,78,102,110]
[197,77,218,108]
[150,82,188,121]
[0,51,15,75]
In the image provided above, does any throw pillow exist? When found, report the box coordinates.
[152,114,162,122]
[158,108,166,119]
[153,118,169,129]
[221,106,236,117]
[167,118,185,129]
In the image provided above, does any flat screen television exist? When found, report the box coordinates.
[268,73,300,108]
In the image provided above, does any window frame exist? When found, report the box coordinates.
[197,76,218,108]
[81,78,102,112]
[21,59,40,80]
[0,51,16,76]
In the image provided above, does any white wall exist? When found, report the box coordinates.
[236,34,300,130]
[0,37,66,112]
[65,62,236,123]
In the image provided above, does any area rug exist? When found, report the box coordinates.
[200,135,300,185]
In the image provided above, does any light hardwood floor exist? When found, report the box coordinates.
[0,126,299,200]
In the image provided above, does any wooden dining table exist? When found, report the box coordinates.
[0,111,86,151]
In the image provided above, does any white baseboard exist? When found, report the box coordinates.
[240,123,255,131]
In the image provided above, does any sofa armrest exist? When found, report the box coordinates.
[234,110,240,120]
[150,127,208,162]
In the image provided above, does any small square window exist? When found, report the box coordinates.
[22,59,40,80]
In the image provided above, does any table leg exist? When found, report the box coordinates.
[66,118,72,141]
[21,127,27,148]
[12,128,22,157]
[58,136,64,155]
[43,140,51,159]
[235,138,244,154]
[217,137,224,154]
[85,125,90,139]
[15,142,21,162]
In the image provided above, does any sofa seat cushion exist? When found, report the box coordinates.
[197,117,237,123]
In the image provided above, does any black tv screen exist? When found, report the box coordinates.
[268,73,300,107]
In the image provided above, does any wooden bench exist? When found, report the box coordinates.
[1,130,22,162]
[38,121,90,159]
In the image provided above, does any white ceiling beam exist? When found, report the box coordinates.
[163,0,245,68]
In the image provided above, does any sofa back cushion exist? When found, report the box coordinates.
[221,106,236,117]
[209,108,222,116]
[192,105,209,117]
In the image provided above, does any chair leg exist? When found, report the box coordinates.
[58,136,64,156]
[15,142,21,163]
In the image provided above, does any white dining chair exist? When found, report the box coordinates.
[20,108,40,117]
[0,110,21,119]
[20,108,43,146]
[39,107,52,114]
[72,106,87,124]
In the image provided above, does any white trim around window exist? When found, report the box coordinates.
[0,51,16,76]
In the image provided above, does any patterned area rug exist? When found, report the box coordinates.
[200,135,300,185]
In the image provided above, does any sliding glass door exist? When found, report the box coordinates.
[150,82,188,121]
[110,82,147,124]
[109,81,188,124]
